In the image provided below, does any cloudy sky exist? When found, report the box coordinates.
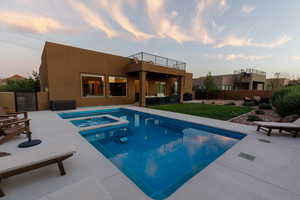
[0,0,300,78]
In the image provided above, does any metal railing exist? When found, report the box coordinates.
[129,52,186,71]
[234,68,266,76]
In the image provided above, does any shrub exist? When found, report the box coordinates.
[255,110,265,115]
[247,115,263,122]
[243,101,257,107]
[259,103,272,110]
[271,86,300,116]
[275,93,300,116]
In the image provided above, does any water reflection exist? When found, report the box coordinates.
[83,110,240,199]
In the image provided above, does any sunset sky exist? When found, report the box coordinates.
[0,0,300,79]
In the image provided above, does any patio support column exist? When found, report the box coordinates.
[178,76,184,104]
[249,81,253,90]
[105,75,109,97]
[139,71,147,107]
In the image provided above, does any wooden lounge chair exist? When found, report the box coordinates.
[38,177,112,200]
[0,119,31,145]
[0,106,28,120]
[0,145,76,197]
[255,119,300,137]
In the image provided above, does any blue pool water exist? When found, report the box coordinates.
[71,116,117,128]
[62,108,245,200]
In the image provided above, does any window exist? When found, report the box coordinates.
[109,76,127,96]
[223,85,233,91]
[173,81,178,95]
[155,81,166,97]
[81,74,105,97]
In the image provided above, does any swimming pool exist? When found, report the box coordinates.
[62,108,246,200]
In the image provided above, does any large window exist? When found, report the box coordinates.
[155,81,166,97]
[81,74,105,97]
[109,76,127,96]
[173,81,178,95]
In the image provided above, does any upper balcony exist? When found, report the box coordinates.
[234,68,266,83]
[234,68,266,76]
[129,52,186,71]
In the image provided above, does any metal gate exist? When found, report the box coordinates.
[15,92,37,112]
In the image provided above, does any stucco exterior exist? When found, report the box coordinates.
[39,42,193,107]
[193,69,266,91]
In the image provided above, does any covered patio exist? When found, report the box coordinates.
[127,52,187,107]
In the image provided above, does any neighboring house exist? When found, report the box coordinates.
[193,68,266,91]
[39,42,193,107]
[266,78,290,90]
[0,74,25,85]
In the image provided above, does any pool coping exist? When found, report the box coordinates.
[2,105,300,200]
[70,114,129,132]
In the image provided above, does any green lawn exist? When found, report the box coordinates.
[150,103,252,121]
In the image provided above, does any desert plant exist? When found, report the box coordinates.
[259,103,272,110]
[255,110,265,115]
[247,115,263,122]
[275,93,300,116]
[271,86,300,116]
[203,72,219,99]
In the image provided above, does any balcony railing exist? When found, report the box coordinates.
[129,52,186,71]
[234,68,266,76]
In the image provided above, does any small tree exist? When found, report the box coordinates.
[0,71,40,92]
[203,72,218,99]
[267,73,285,91]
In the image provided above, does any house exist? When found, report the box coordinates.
[193,68,266,91]
[266,78,290,90]
[39,42,193,108]
[0,74,26,85]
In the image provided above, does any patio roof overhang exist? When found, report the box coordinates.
[126,61,186,77]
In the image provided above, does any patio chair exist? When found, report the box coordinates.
[255,119,300,137]
[0,119,31,145]
[0,145,76,197]
[0,106,28,120]
[37,177,112,200]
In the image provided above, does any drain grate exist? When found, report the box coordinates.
[238,152,256,161]
[257,138,271,143]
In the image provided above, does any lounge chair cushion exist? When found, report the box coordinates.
[39,177,112,200]
[0,145,75,174]
[255,121,300,129]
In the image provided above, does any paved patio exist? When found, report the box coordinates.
[1,105,300,200]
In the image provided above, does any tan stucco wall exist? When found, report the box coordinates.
[0,92,15,112]
[41,42,137,107]
[37,92,49,110]
[40,42,193,107]
[183,73,193,94]
[39,47,49,92]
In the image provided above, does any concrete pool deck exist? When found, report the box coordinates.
[1,105,300,200]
